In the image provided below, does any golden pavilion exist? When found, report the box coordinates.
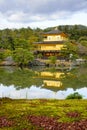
[34,28,68,59]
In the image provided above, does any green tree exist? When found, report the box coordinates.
[37,53,43,59]
[66,92,83,99]
[7,36,15,50]
[12,48,34,67]
[0,49,12,62]
[61,41,79,60]
[4,49,12,57]
[0,51,5,61]
[49,56,57,65]
[78,37,87,47]
[78,37,87,59]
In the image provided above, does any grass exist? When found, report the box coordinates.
[0,98,87,129]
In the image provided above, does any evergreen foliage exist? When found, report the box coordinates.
[0,25,87,65]
[66,92,83,99]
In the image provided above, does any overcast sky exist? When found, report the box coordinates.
[0,0,87,29]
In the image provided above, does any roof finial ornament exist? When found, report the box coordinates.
[54,27,58,30]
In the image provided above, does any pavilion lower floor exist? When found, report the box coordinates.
[34,50,63,59]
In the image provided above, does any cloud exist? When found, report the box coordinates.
[0,0,87,28]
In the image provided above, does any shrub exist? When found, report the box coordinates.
[66,92,83,99]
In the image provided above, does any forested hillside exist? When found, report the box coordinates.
[0,25,87,66]
[44,25,87,40]
[0,25,87,50]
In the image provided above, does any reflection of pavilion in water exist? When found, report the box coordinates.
[43,80,62,87]
[38,71,64,88]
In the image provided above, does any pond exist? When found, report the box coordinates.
[0,65,87,99]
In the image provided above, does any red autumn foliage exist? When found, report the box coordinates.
[0,116,13,128]
[27,115,87,130]
[66,111,81,118]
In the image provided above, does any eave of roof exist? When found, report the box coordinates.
[34,41,65,44]
[36,50,61,52]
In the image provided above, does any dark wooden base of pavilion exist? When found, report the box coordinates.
[34,50,63,59]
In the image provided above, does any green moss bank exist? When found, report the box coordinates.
[0,98,87,130]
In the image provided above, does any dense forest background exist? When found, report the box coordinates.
[0,25,87,49]
[0,25,87,66]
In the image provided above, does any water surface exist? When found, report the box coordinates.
[0,65,87,99]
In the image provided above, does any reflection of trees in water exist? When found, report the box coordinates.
[60,65,87,90]
[0,65,87,91]
[0,67,43,89]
